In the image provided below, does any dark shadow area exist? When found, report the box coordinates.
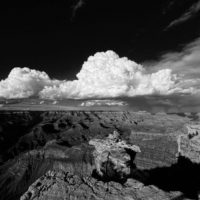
[132,156,200,199]
[92,163,128,184]
[92,150,200,199]
[0,111,43,163]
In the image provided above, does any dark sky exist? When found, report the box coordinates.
[0,0,200,80]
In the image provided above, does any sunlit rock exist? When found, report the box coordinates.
[89,131,140,179]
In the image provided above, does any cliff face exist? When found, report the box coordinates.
[0,111,199,200]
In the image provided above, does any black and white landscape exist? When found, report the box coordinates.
[0,1,200,200]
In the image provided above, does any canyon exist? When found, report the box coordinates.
[0,110,200,200]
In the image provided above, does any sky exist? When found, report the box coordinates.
[0,0,200,111]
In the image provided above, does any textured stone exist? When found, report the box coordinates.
[20,170,182,200]
[89,131,140,178]
[178,124,200,163]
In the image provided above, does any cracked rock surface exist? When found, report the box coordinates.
[89,131,140,179]
[20,170,182,200]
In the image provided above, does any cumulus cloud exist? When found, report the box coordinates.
[0,50,199,99]
[40,51,184,99]
[80,99,128,107]
[166,0,200,29]
[0,67,60,99]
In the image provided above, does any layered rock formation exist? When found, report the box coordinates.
[0,111,199,199]
[178,124,200,163]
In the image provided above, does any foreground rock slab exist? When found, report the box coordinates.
[20,170,182,200]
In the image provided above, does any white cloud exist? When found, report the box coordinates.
[80,99,128,107]
[147,37,200,94]
[40,51,183,99]
[151,38,200,76]
[0,67,60,99]
[166,0,200,29]
[0,50,199,99]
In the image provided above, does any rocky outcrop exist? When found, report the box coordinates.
[20,170,183,200]
[178,124,200,163]
[0,111,200,199]
[89,131,140,179]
